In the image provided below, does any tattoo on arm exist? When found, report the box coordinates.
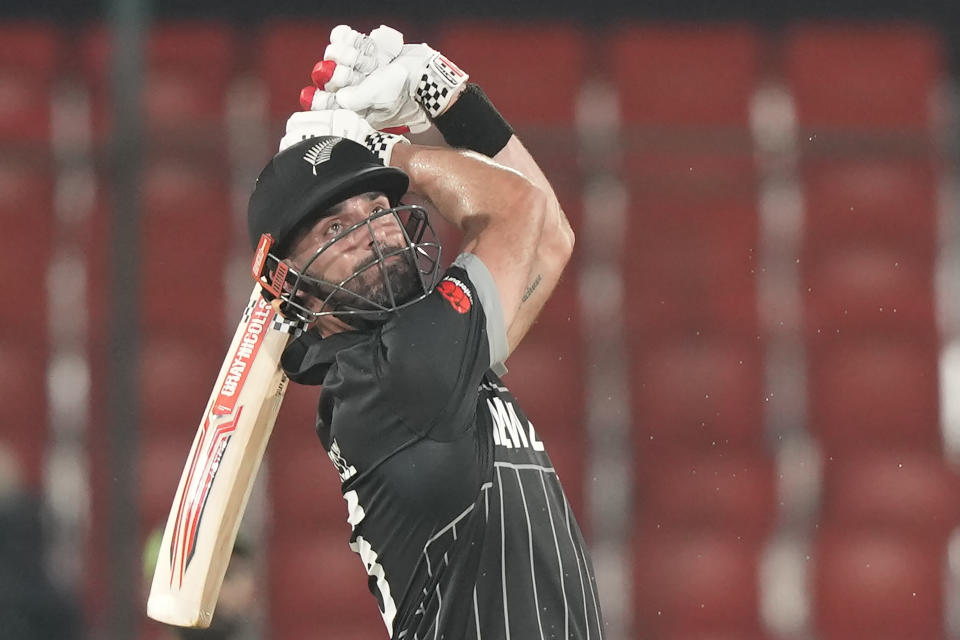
[521,274,542,303]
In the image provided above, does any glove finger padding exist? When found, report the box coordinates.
[318,26,403,93]
[329,24,363,45]
[368,25,404,63]
[322,43,377,88]
[299,86,337,111]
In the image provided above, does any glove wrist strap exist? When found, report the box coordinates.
[364,131,409,165]
[414,52,469,118]
[431,84,514,158]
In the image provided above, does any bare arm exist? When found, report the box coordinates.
[490,136,575,347]
[390,143,571,354]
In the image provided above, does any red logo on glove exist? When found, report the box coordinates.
[437,277,472,314]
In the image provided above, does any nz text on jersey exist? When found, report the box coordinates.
[485,388,545,452]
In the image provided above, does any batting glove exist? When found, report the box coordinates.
[302,25,469,133]
[278,109,409,166]
[312,25,401,92]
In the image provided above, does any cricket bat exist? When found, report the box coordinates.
[147,282,302,627]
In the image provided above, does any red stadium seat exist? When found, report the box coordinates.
[800,156,938,335]
[138,433,195,529]
[805,336,940,454]
[820,450,960,541]
[0,339,48,490]
[84,163,231,341]
[624,194,760,336]
[630,191,758,251]
[631,336,764,458]
[786,23,944,129]
[258,20,422,127]
[812,528,946,639]
[0,23,59,143]
[611,24,761,127]
[269,532,385,640]
[434,23,584,228]
[138,336,225,439]
[138,156,231,336]
[257,20,338,125]
[0,159,54,334]
[637,449,776,540]
[268,431,349,542]
[613,26,762,351]
[271,378,322,444]
[633,529,764,637]
[801,156,939,254]
[435,22,585,127]
[82,23,235,147]
[654,633,774,640]
[626,243,758,336]
[0,157,55,232]
[142,24,235,128]
[803,244,935,335]
[624,149,757,200]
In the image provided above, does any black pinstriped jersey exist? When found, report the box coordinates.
[282,253,605,640]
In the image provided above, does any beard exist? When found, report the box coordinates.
[324,248,423,312]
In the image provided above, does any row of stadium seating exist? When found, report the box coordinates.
[0,19,955,639]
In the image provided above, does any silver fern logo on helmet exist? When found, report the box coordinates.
[303,137,343,175]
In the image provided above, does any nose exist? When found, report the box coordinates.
[366,210,401,247]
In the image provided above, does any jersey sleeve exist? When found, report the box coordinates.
[451,253,509,371]
[377,252,508,440]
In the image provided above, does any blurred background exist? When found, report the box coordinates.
[2,0,960,639]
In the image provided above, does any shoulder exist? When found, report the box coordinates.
[372,256,507,436]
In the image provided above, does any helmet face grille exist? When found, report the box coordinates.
[265,205,442,325]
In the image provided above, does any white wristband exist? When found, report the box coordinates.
[363,131,409,166]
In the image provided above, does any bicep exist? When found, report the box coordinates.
[458,187,550,350]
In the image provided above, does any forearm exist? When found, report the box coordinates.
[390,143,543,241]
[434,92,574,267]
[402,87,575,349]
[390,142,549,334]
[493,136,575,266]
[492,136,557,202]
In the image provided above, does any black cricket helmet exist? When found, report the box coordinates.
[248,136,442,324]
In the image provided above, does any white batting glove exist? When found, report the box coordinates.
[316,25,402,91]
[278,109,409,166]
[303,25,469,133]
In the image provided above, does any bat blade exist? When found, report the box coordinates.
[147,285,300,628]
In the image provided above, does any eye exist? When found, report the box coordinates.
[326,220,343,236]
